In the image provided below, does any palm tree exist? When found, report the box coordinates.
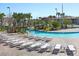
[13,13,25,27]
[48,15,52,18]
[56,12,60,19]
[39,17,42,20]
[12,13,32,33]
[25,13,32,28]
[0,13,5,30]
[61,13,65,18]
[60,13,65,28]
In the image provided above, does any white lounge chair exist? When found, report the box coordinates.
[1,34,8,39]
[52,44,62,55]
[66,45,76,56]
[30,42,42,48]
[38,43,50,53]
[12,40,25,46]
[9,40,24,48]
[0,38,8,43]
[18,42,34,50]
[9,40,20,44]
[54,44,61,49]
[34,36,43,41]
[68,45,76,51]
[40,43,50,49]
[3,40,12,46]
[28,42,42,51]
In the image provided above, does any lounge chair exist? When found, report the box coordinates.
[27,42,42,51]
[17,42,34,50]
[38,43,50,53]
[9,41,19,48]
[8,39,20,44]
[3,40,11,46]
[28,36,35,40]
[0,38,7,43]
[52,44,62,55]
[45,39,52,42]
[0,38,4,44]
[0,39,2,42]
[34,37,43,41]
[12,41,25,46]
[66,45,76,56]
[1,36,15,43]
[1,34,8,39]
[9,40,24,48]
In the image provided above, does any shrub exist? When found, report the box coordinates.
[63,19,72,28]
[45,26,52,31]
[52,21,61,30]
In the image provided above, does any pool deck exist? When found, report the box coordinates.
[0,28,79,56]
[50,28,79,32]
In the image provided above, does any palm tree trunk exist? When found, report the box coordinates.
[1,18,3,31]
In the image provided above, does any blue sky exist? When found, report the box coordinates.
[0,3,79,18]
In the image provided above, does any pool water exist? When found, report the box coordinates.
[29,30,79,38]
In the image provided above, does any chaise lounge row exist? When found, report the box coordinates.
[0,33,76,56]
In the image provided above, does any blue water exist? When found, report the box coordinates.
[29,30,79,38]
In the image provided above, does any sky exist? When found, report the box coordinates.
[0,3,79,18]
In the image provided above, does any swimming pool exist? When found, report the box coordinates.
[29,30,79,38]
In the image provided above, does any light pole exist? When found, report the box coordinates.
[55,8,57,18]
[61,3,65,28]
[62,3,63,15]
[7,7,10,17]
[7,7,11,32]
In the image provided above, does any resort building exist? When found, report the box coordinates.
[37,16,79,25]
